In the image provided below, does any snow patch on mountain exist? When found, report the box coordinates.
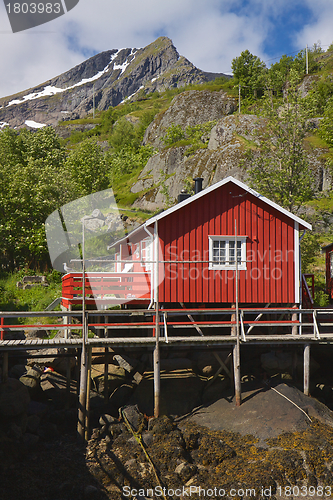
[7,53,120,107]
[25,120,46,128]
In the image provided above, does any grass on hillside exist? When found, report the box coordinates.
[0,269,63,313]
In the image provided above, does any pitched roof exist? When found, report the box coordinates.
[109,176,312,248]
[144,176,312,230]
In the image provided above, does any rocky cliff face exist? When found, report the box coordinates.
[0,37,229,129]
[143,89,237,150]
[132,111,331,211]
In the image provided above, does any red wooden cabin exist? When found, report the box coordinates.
[62,177,312,309]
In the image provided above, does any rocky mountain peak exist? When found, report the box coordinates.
[0,36,229,129]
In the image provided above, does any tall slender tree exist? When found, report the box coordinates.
[245,82,314,214]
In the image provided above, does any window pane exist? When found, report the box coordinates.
[212,240,226,264]
[229,241,235,263]
[237,241,242,264]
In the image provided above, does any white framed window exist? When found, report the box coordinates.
[208,236,247,270]
[141,237,153,271]
[330,252,333,278]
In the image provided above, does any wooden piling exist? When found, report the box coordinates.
[292,304,298,335]
[231,303,242,406]
[153,343,160,417]
[304,344,310,396]
[77,346,88,442]
[85,346,92,442]
[104,346,109,403]
[233,343,241,406]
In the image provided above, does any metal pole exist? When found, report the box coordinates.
[153,220,160,418]
[233,219,241,407]
[304,344,310,396]
[77,221,88,442]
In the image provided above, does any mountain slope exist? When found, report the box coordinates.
[0,37,230,129]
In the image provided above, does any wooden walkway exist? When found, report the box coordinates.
[0,306,333,349]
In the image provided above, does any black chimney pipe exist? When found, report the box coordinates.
[194,177,203,194]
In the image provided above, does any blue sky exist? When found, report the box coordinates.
[0,0,332,98]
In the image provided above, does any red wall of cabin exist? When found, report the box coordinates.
[157,182,296,305]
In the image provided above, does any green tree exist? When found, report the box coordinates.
[0,127,67,270]
[266,55,294,95]
[231,50,266,99]
[161,124,185,146]
[64,138,109,198]
[318,98,333,147]
[109,117,140,152]
[108,145,155,180]
[245,88,314,213]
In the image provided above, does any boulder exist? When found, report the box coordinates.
[0,378,30,417]
[143,90,236,150]
[24,328,48,340]
[19,366,43,398]
[121,404,146,432]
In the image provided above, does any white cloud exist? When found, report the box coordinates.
[0,0,331,99]
[294,1,333,51]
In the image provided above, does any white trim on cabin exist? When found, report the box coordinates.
[294,221,300,304]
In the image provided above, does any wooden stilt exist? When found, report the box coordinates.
[77,346,88,442]
[231,303,236,336]
[75,349,80,398]
[77,303,88,442]
[231,304,242,406]
[292,304,298,335]
[233,343,241,406]
[104,346,109,403]
[153,343,160,417]
[304,344,310,396]
[85,346,92,442]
